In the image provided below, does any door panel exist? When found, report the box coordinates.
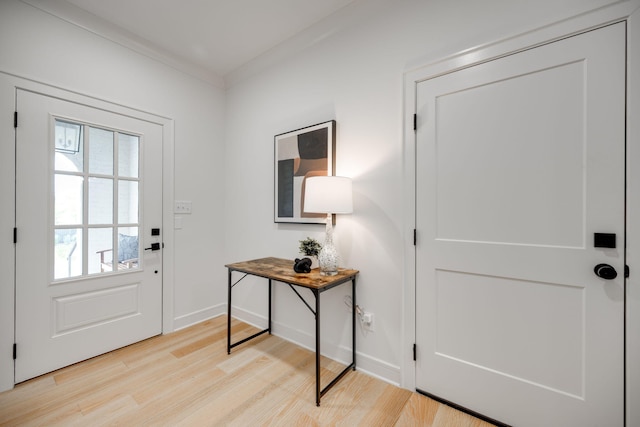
[15,90,163,383]
[434,271,584,397]
[416,23,625,426]
[435,60,585,248]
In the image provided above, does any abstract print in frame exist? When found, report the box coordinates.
[275,120,336,224]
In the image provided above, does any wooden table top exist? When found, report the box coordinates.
[225,257,359,290]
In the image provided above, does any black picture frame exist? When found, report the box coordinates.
[274,120,336,224]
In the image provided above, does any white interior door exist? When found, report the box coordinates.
[415,23,626,427]
[15,90,163,383]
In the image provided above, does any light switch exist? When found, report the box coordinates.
[174,200,192,214]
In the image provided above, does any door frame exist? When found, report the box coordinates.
[402,2,640,425]
[0,74,175,391]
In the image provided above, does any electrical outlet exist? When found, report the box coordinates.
[363,312,375,332]
[174,200,192,214]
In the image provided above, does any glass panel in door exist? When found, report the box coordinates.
[52,119,141,279]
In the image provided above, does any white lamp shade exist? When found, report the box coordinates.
[304,176,353,214]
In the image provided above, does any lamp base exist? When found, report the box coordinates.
[320,270,338,276]
[318,213,339,276]
[318,244,339,275]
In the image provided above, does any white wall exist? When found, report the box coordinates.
[224,0,636,385]
[1,2,638,422]
[0,0,226,391]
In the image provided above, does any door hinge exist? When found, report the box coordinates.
[13,343,17,360]
[14,111,17,128]
[413,229,417,246]
[413,343,417,361]
[413,114,417,131]
[625,265,630,278]
[13,227,17,244]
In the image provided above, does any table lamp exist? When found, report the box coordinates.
[303,176,353,275]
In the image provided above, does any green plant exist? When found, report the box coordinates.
[299,237,322,257]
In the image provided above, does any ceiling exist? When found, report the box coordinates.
[24,0,357,79]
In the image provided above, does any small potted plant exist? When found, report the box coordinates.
[299,237,322,268]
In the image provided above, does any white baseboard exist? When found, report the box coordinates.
[229,305,401,386]
[173,303,226,331]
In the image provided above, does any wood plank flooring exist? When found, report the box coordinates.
[0,316,495,426]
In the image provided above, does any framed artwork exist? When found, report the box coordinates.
[274,120,336,224]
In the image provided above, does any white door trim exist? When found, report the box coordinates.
[402,2,640,426]
[625,6,640,427]
[0,72,175,391]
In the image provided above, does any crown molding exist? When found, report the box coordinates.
[19,0,225,88]
[224,0,394,88]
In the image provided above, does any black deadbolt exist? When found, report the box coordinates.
[594,233,616,248]
[594,263,617,280]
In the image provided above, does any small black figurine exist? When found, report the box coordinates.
[293,257,313,273]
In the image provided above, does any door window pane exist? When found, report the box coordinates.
[54,228,82,279]
[88,178,113,224]
[118,134,139,178]
[89,227,113,274]
[117,227,139,271]
[54,120,83,172]
[89,127,114,175]
[55,174,83,225]
[118,180,139,224]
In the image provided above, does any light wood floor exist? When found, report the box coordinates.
[0,316,495,426]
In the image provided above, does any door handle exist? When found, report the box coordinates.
[145,243,161,251]
[594,263,617,280]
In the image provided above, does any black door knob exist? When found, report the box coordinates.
[594,263,617,280]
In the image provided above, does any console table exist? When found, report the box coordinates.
[225,257,359,406]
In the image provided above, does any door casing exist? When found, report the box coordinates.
[0,74,175,391]
[402,3,640,426]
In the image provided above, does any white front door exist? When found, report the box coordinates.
[415,23,625,426]
[15,90,163,383]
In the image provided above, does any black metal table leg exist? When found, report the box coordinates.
[315,289,321,406]
[268,279,272,334]
[227,272,272,353]
[227,268,232,354]
[316,278,357,406]
[352,277,356,370]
